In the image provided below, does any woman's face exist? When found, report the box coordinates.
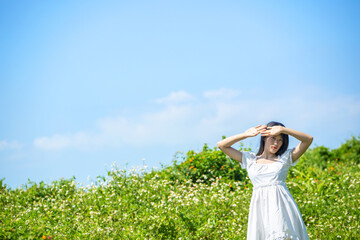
[265,135,283,154]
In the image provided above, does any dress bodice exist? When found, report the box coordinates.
[240,148,297,189]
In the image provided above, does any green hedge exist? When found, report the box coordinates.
[0,136,359,239]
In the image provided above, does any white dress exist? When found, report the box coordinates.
[240,148,309,240]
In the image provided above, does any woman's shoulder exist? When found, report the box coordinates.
[279,148,296,164]
[280,148,294,157]
[239,151,257,170]
[241,151,257,160]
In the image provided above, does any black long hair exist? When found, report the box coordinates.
[256,121,289,156]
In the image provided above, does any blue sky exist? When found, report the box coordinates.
[1,0,359,189]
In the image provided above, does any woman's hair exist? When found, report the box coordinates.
[256,121,289,156]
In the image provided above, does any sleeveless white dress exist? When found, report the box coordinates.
[240,148,309,240]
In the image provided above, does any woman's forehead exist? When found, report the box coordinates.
[268,135,282,139]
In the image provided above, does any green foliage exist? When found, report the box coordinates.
[332,135,360,163]
[296,135,360,170]
[170,142,250,184]
[0,178,7,191]
[299,146,332,169]
[0,136,359,239]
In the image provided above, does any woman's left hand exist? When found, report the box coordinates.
[261,126,284,136]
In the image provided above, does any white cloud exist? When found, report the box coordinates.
[155,90,194,104]
[33,133,95,150]
[0,140,22,150]
[33,87,360,151]
[203,88,240,100]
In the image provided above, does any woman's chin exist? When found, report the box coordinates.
[270,149,278,154]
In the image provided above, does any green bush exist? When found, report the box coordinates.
[331,135,360,163]
[296,135,360,171]
[169,143,250,184]
[300,146,333,169]
[1,136,359,239]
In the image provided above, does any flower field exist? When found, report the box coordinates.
[1,136,359,239]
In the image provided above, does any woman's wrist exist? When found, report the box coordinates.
[280,126,288,134]
[217,133,248,148]
[242,132,251,138]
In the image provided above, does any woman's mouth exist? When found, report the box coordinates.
[272,146,278,150]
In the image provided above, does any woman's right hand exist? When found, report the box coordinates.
[244,125,267,137]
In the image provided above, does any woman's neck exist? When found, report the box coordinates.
[260,150,277,159]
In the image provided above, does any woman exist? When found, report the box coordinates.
[217,121,313,240]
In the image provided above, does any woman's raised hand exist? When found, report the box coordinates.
[261,126,284,136]
[244,125,267,137]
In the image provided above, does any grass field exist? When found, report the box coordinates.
[1,136,359,239]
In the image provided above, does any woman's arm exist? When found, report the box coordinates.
[262,126,313,162]
[283,128,313,162]
[217,125,267,163]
